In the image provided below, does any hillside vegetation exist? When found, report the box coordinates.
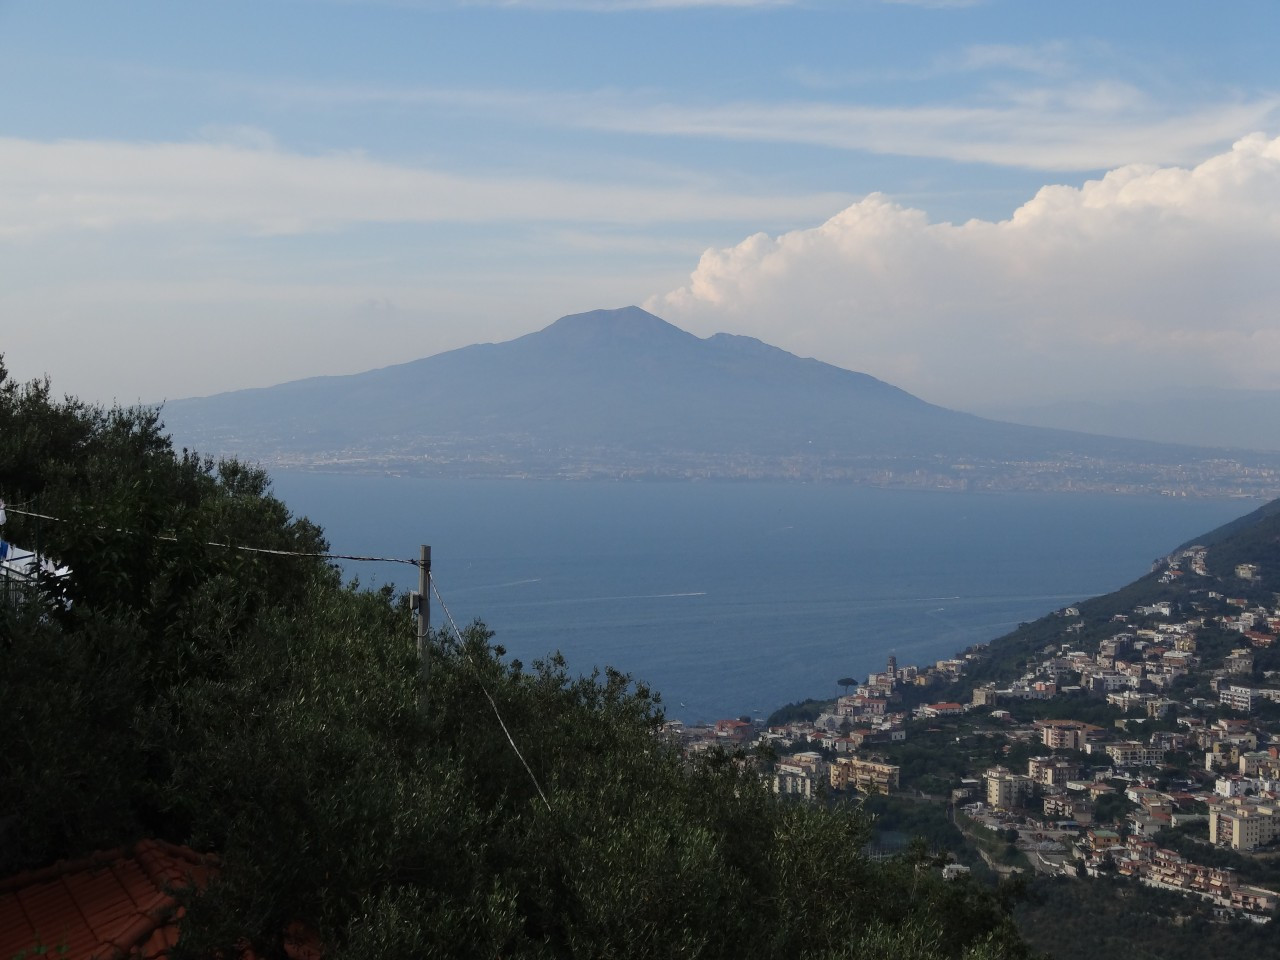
[947,494,1280,706]
[0,358,1034,960]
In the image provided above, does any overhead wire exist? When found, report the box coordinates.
[3,499,551,811]
[432,577,553,812]
[3,505,423,567]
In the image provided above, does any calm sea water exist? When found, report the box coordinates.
[268,473,1249,723]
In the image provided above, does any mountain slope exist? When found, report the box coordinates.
[953,494,1280,696]
[161,306,1280,490]
[974,389,1280,452]
[1175,497,1280,554]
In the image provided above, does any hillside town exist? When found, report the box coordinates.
[668,537,1280,925]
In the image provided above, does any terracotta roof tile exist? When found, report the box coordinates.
[0,840,214,960]
[1,842,323,960]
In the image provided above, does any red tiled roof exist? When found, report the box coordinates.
[0,839,213,960]
[0,841,319,960]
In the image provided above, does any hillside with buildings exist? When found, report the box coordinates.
[669,496,1280,952]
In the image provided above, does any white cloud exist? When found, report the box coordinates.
[230,73,1280,172]
[0,136,850,237]
[567,89,1279,171]
[652,133,1280,408]
[951,42,1071,77]
[787,41,1082,90]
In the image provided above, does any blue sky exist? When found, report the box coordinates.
[3,0,1279,413]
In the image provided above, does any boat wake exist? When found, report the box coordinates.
[536,591,708,605]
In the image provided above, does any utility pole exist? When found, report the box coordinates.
[413,544,431,712]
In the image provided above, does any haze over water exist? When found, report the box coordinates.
[270,473,1248,724]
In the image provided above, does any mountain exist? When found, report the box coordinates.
[161,306,1280,494]
[1172,495,1280,567]
[972,389,1280,453]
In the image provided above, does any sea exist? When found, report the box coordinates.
[268,473,1251,724]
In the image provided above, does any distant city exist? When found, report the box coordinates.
[221,441,1280,500]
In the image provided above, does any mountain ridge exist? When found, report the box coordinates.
[160,306,1280,496]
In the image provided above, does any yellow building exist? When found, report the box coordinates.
[830,757,900,794]
[985,766,1032,811]
[1209,799,1280,852]
[1037,720,1086,751]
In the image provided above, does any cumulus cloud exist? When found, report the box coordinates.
[652,133,1280,408]
[0,136,849,236]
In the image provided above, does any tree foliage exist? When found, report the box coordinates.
[1017,875,1280,960]
[0,359,1035,960]
[765,697,832,726]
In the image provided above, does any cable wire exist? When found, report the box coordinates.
[432,578,552,812]
[3,506,423,567]
[4,500,547,806]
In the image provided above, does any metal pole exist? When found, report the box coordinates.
[417,544,431,711]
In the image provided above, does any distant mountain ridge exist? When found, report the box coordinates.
[161,306,1280,496]
[973,390,1280,453]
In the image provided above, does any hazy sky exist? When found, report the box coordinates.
[2,0,1278,412]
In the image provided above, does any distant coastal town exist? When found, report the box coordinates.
[252,446,1280,500]
[666,532,1280,926]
